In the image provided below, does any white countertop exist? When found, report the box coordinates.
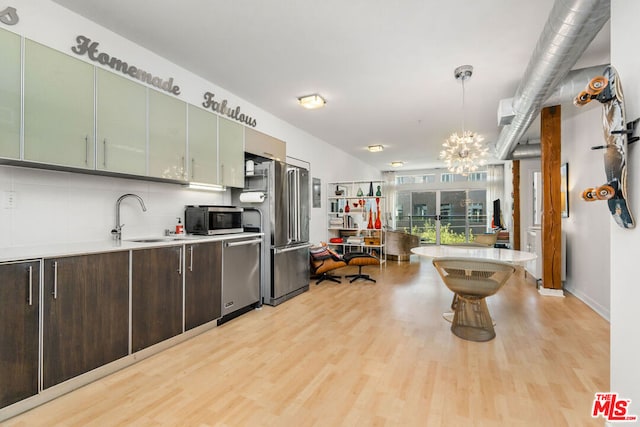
[0,232,263,263]
[411,245,537,264]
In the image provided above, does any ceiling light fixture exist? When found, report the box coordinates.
[367,144,384,152]
[440,65,488,176]
[297,94,326,109]
[390,161,404,167]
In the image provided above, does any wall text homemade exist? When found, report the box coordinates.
[71,35,181,95]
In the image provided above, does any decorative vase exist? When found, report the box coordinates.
[357,187,364,197]
[368,182,374,197]
[345,203,350,213]
[375,198,382,229]
[376,185,382,197]
[367,208,373,229]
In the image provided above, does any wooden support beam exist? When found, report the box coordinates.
[512,160,521,251]
[540,106,562,290]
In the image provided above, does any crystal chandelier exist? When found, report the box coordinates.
[440,65,489,176]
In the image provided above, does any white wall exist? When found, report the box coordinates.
[0,1,380,248]
[611,0,640,419]
[519,157,541,248]
[0,165,231,245]
[561,106,611,320]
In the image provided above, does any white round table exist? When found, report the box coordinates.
[411,245,537,264]
[412,245,537,328]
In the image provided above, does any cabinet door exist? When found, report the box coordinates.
[0,28,21,160]
[96,68,147,175]
[185,241,222,330]
[0,261,39,409]
[148,90,186,181]
[132,246,183,352]
[24,39,94,169]
[218,117,244,188]
[187,105,218,184]
[244,127,285,161]
[43,252,129,389]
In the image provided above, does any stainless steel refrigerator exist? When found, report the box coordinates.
[232,159,311,306]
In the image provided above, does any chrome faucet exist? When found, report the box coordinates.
[112,193,147,241]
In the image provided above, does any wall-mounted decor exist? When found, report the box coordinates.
[71,35,181,95]
[202,92,257,127]
[312,177,321,208]
[561,163,569,218]
[0,6,18,25]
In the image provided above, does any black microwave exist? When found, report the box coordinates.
[185,206,244,235]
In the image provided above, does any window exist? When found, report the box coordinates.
[467,172,487,182]
[440,173,455,183]
[396,174,435,185]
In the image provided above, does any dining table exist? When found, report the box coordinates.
[411,244,537,264]
[411,244,537,326]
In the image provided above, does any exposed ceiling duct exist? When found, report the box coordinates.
[511,141,541,159]
[494,0,610,160]
[503,63,608,160]
[498,64,608,127]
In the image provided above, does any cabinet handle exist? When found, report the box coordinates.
[221,164,224,185]
[191,158,195,179]
[177,247,182,275]
[182,156,186,180]
[189,246,194,272]
[85,135,89,165]
[53,261,58,299]
[28,265,33,306]
[103,139,107,167]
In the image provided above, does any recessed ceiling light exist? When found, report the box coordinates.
[367,145,384,152]
[390,161,404,167]
[297,94,326,109]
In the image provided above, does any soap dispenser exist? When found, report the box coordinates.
[175,217,184,235]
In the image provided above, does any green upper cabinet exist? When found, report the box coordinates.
[188,105,218,184]
[23,40,94,169]
[218,117,244,188]
[148,89,186,181]
[0,28,21,160]
[96,69,147,175]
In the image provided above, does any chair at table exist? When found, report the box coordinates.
[432,257,516,342]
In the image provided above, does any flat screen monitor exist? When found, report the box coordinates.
[493,199,503,229]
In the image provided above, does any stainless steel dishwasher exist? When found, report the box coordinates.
[220,236,262,322]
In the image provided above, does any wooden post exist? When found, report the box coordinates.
[512,160,521,251]
[540,106,562,290]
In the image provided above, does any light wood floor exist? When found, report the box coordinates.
[4,257,609,427]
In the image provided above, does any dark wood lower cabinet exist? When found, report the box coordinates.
[2,241,225,411]
[132,246,183,352]
[42,252,129,389]
[185,241,222,330]
[0,261,40,409]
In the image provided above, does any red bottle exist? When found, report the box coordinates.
[375,198,382,229]
[367,208,373,229]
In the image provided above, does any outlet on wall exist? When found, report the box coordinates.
[4,191,16,209]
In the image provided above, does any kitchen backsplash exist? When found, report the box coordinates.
[0,164,229,248]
